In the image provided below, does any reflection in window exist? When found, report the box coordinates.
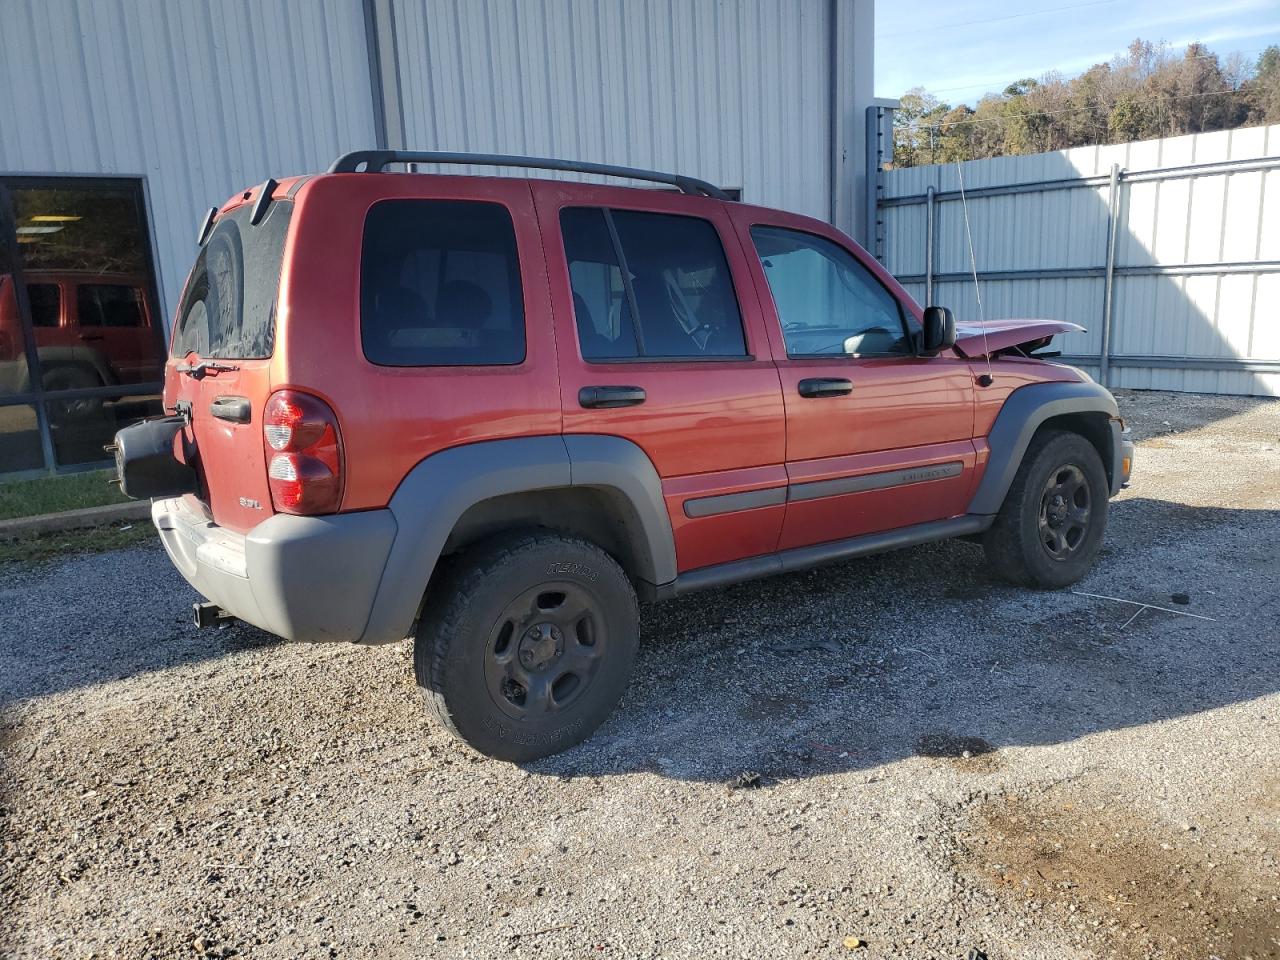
[1,177,166,474]
[78,284,145,328]
[46,393,164,468]
[9,181,165,387]
[27,284,61,327]
[751,226,912,358]
[0,403,44,472]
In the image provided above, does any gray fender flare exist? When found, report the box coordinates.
[968,379,1120,516]
[359,435,676,645]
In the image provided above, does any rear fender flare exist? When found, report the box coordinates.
[969,380,1120,515]
[359,435,676,645]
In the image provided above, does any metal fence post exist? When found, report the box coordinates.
[1099,162,1121,387]
[924,185,936,305]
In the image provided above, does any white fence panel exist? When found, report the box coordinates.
[879,124,1280,397]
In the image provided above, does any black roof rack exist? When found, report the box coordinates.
[326,150,732,200]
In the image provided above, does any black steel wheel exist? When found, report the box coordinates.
[484,582,608,722]
[414,531,637,762]
[983,429,1109,589]
[1038,463,1092,561]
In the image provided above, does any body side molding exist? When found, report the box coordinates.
[968,380,1120,516]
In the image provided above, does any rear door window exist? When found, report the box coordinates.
[26,283,60,327]
[172,201,293,359]
[77,284,145,327]
[360,200,525,367]
[561,207,747,360]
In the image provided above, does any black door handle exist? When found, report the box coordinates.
[78,334,105,342]
[579,385,646,409]
[797,377,853,398]
[210,395,252,424]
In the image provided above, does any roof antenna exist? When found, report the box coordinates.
[956,162,994,388]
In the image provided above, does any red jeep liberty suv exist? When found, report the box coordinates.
[114,151,1133,761]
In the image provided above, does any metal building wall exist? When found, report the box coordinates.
[0,0,378,324]
[381,0,838,223]
[879,125,1280,397]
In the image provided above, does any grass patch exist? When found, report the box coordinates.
[0,471,129,521]
[0,524,155,568]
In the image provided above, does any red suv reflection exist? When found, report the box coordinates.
[0,271,163,400]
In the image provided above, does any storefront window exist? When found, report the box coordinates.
[0,178,165,476]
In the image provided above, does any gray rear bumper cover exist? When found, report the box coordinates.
[153,497,396,643]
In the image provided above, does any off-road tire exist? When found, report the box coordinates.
[982,429,1109,589]
[414,531,638,762]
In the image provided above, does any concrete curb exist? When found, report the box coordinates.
[0,501,151,540]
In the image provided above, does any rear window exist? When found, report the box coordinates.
[359,200,525,367]
[171,200,293,359]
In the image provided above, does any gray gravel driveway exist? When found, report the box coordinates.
[2,389,1277,959]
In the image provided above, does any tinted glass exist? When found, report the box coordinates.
[751,226,911,357]
[0,193,34,403]
[173,201,292,359]
[0,403,43,472]
[560,208,636,360]
[45,393,163,467]
[562,208,746,361]
[78,284,145,328]
[27,284,60,327]
[9,181,166,382]
[361,200,525,367]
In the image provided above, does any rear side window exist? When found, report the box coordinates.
[26,284,60,327]
[360,200,525,367]
[78,284,145,328]
[172,201,293,359]
[561,207,747,361]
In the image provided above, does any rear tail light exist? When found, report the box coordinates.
[262,390,344,514]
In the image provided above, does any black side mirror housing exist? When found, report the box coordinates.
[919,305,956,357]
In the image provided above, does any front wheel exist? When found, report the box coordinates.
[414,532,638,762]
[982,430,1109,589]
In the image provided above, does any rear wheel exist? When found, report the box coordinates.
[414,532,638,762]
[982,430,1109,589]
[43,364,103,422]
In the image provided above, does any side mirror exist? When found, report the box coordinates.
[919,305,956,357]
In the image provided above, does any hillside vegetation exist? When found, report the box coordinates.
[894,39,1280,167]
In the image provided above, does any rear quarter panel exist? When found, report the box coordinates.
[279,175,561,511]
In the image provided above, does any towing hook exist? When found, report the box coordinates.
[193,602,234,629]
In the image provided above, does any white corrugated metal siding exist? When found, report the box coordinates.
[386,0,833,219]
[0,0,377,324]
[880,124,1280,397]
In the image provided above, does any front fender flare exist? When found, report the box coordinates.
[968,380,1120,516]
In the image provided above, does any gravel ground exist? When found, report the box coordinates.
[2,389,1278,960]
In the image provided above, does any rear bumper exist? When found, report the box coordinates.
[1110,419,1134,495]
[152,497,397,643]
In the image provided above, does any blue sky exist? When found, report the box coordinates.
[875,0,1280,103]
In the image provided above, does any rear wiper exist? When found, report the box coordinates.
[176,360,239,380]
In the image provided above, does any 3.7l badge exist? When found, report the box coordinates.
[239,497,262,510]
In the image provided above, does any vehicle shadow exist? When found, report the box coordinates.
[534,495,1280,782]
[0,545,277,708]
[2,493,1273,781]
